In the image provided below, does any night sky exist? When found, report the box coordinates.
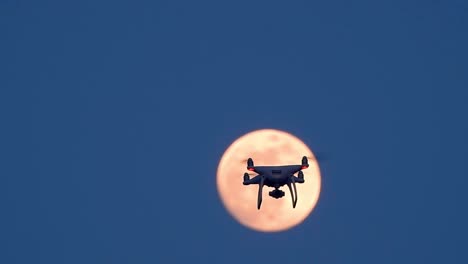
[2,0,468,263]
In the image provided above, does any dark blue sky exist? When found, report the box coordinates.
[2,0,468,263]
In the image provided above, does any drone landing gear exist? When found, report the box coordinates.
[286,177,298,208]
[269,188,285,199]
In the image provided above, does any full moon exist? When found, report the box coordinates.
[216,129,321,232]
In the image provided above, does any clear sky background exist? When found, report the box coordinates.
[2,0,468,263]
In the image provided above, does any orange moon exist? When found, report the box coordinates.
[216,129,321,232]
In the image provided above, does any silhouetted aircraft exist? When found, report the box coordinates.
[242,156,310,209]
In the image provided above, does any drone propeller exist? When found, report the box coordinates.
[241,155,326,165]
[305,153,329,162]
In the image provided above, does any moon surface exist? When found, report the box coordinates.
[216,129,321,232]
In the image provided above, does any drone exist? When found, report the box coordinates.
[242,156,310,210]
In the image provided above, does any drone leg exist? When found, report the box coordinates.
[257,176,264,210]
[291,176,298,208]
[287,177,298,208]
[286,183,295,208]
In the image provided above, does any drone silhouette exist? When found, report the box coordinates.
[242,156,310,210]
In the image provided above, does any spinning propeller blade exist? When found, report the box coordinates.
[307,152,330,162]
[241,153,328,165]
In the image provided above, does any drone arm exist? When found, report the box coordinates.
[290,165,306,175]
[291,175,304,183]
[243,174,263,185]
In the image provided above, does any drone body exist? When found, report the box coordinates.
[243,156,309,209]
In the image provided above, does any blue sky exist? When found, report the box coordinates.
[2,0,468,263]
